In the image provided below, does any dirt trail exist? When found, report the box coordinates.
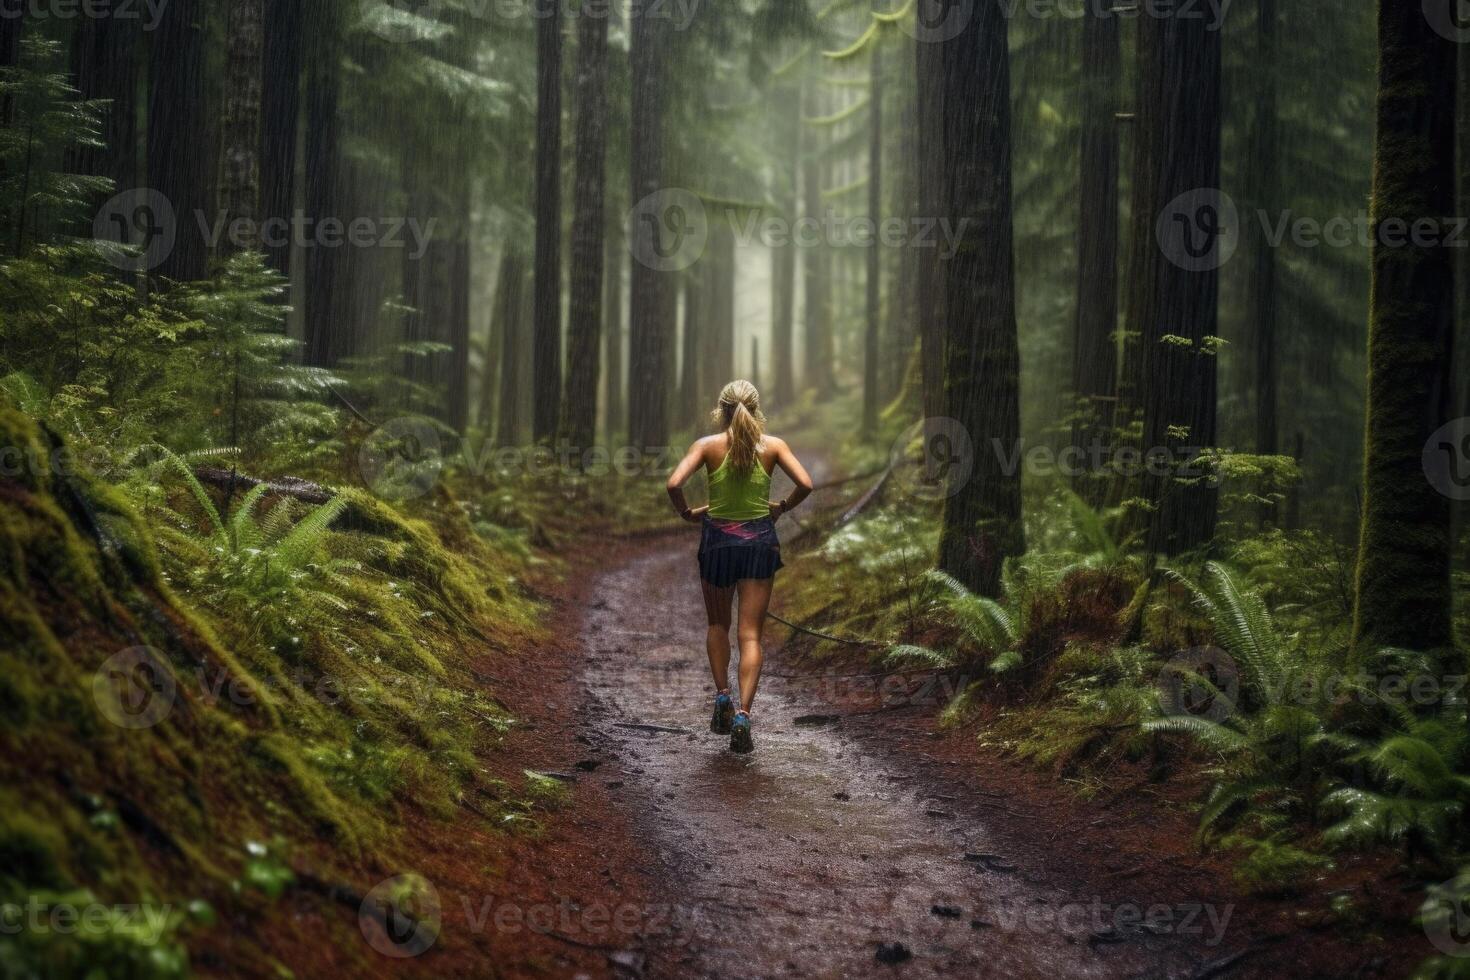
[573,542,1245,979]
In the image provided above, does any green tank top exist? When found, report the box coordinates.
[707,448,772,521]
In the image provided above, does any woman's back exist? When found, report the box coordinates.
[706,433,774,521]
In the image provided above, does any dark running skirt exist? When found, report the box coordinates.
[697,515,783,588]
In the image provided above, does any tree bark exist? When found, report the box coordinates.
[259,0,302,279]
[770,88,799,408]
[561,4,608,453]
[302,0,350,366]
[1351,0,1456,654]
[70,11,139,227]
[914,23,945,421]
[936,0,1025,597]
[627,8,672,450]
[680,267,703,427]
[603,208,624,443]
[801,80,833,396]
[1135,5,1222,554]
[495,250,529,446]
[218,0,264,254]
[1070,1,1120,507]
[532,2,564,442]
[862,43,884,439]
[1245,0,1280,524]
[148,0,212,281]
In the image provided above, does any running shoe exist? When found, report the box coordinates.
[729,712,753,754]
[710,692,735,734]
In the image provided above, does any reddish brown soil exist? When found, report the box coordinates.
[244,530,1432,979]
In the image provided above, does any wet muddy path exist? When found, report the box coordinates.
[573,541,1243,979]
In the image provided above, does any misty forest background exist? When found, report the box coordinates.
[2,0,1470,975]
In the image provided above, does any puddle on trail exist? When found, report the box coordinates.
[579,545,1215,980]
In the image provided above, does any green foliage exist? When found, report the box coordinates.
[0,39,112,255]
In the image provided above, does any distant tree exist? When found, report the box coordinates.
[801,79,833,396]
[495,249,529,446]
[680,266,703,427]
[936,0,1025,597]
[218,0,264,253]
[1133,6,1222,554]
[862,42,883,439]
[302,0,350,366]
[1070,1,1119,507]
[1352,0,1456,654]
[149,0,213,281]
[913,23,944,421]
[69,9,139,219]
[532,1,563,442]
[603,207,624,442]
[627,7,673,449]
[769,89,799,408]
[1244,0,1280,522]
[562,2,609,453]
[259,0,303,279]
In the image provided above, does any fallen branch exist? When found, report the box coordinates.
[193,466,335,505]
[765,611,884,648]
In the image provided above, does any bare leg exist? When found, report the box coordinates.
[734,577,774,713]
[700,580,735,692]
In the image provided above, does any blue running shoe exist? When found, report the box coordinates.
[710,692,735,734]
[729,712,753,754]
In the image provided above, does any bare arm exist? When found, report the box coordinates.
[666,440,710,523]
[769,439,814,517]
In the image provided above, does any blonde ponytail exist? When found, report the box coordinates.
[711,379,766,473]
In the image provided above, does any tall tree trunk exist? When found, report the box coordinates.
[681,268,704,427]
[936,0,1024,597]
[561,4,608,453]
[259,0,302,279]
[801,80,833,396]
[914,22,945,421]
[1245,0,1280,523]
[218,0,264,254]
[70,11,139,225]
[532,2,564,442]
[862,43,884,439]
[703,220,735,399]
[1352,0,1456,654]
[627,9,672,450]
[148,0,212,281]
[770,89,799,408]
[495,250,529,446]
[1071,0,1120,507]
[302,1,350,366]
[1135,5,1222,554]
[604,208,624,443]
[445,188,472,431]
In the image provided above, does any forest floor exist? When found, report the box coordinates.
[370,527,1419,979]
